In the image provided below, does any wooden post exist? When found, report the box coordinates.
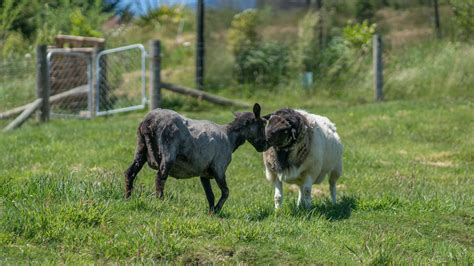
[316,0,324,49]
[373,34,383,101]
[196,0,205,90]
[433,0,441,39]
[36,45,50,122]
[150,40,161,110]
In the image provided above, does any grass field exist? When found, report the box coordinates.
[0,92,472,264]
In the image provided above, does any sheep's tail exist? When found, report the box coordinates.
[139,122,161,169]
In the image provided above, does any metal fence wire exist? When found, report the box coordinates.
[0,56,36,113]
[47,51,93,118]
[95,44,147,116]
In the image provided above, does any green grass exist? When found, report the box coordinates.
[0,93,472,263]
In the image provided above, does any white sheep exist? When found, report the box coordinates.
[263,108,343,208]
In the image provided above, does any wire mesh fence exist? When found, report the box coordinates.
[96,44,147,116]
[0,56,36,113]
[47,51,93,118]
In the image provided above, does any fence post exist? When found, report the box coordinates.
[150,40,161,110]
[373,34,383,101]
[433,0,441,39]
[196,0,205,90]
[36,44,50,122]
[316,0,324,50]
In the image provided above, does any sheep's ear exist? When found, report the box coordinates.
[253,103,261,118]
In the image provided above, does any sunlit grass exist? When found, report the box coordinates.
[1,94,472,263]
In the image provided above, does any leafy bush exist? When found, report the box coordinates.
[293,11,320,72]
[449,0,474,41]
[342,20,377,53]
[2,31,29,58]
[315,20,376,82]
[227,9,289,86]
[318,36,351,78]
[0,0,28,39]
[227,9,260,57]
[135,5,185,29]
[355,0,375,22]
[70,9,102,37]
[234,42,289,86]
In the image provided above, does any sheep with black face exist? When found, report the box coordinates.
[125,103,267,213]
[263,108,343,209]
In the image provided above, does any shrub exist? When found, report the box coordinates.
[234,42,289,86]
[33,0,109,45]
[2,31,29,58]
[227,9,260,57]
[135,4,185,29]
[0,0,28,39]
[227,9,290,86]
[355,0,375,22]
[293,11,320,72]
[70,9,101,37]
[342,20,377,53]
[318,36,351,77]
[449,0,474,41]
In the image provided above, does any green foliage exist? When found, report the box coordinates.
[0,0,27,39]
[234,42,289,86]
[449,0,474,41]
[1,31,28,58]
[355,0,375,22]
[227,9,260,57]
[317,36,352,80]
[293,11,320,72]
[226,9,289,87]
[313,20,376,83]
[70,9,102,37]
[135,5,185,29]
[342,20,377,53]
[4,0,110,48]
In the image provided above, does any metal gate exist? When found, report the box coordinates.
[47,50,93,118]
[95,44,147,116]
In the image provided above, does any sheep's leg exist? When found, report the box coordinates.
[124,134,147,198]
[274,179,283,209]
[329,171,340,205]
[214,176,229,212]
[298,177,313,209]
[156,159,173,199]
[200,177,215,213]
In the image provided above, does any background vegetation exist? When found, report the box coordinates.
[0,0,473,263]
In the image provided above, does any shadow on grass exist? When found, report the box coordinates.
[313,195,357,220]
[288,195,357,221]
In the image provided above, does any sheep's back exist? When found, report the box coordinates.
[296,110,343,174]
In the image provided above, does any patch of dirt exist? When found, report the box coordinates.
[415,151,459,168]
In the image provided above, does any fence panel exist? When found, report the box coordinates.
[47,51,93,118]
[95,44,147,116]
[0,56,36,113]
